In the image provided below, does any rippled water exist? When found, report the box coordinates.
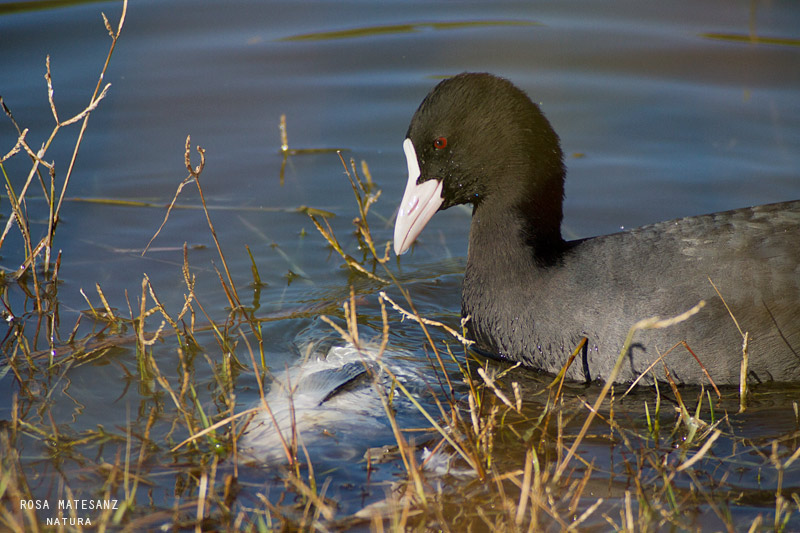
[1,0,799,529]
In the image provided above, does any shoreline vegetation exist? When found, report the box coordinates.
[2,2,799,531]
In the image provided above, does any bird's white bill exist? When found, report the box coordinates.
[394,138,443,255]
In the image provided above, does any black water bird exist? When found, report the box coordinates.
[394,72,800,385]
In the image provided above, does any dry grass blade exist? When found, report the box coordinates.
[784,442,800,469]
[53,0,128,245]
[95,283,117,322]
[380,291,473,346]
[676,429,722,472]
[567,498,603,532]
[308,213,389,282]
[285,475,336,522]
[143,136,243,312]
[623,339,721,398]
[515,447,534,526]
[740,331,750,413]
[0,128,27,163]
[548,336,586,397]
[142,173,195,256]
[707,277,751,409]
[136,277,166,349]
[183,137,241,309]
[0,0,128,325]
[171,408,259,452]
[477,367,518,412]
[554,300,705,481]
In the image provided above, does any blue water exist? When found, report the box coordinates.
[1,0,799,529]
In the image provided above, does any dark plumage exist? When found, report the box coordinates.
[394,72,800,385]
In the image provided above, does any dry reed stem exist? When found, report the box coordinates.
[95,283,117,322]
[676,429,722,471]
[554,300,705,482]
[784,442,800,469]
[515,448,533,526]
[707,276,751,410]
[338,152,385,262]
[477,367,518,412]
[137,277,166,347]
[567,462,594,516]
[195,469,209,533]
[142,173,196,256]
[569,498,603,532]
[142,137,242,310]
[0,128,27,163]
[171,408,259,452]
[279,114,289,152]
[308,213,389,283]
[740,331,750,413]
[548,336,586,398]
[285,471,336,521]
[184,138,241,309]
[79,287,102,321]
[379,291,473,346]
[623,339,721,398]
[53,1,127,227]
[0,0,125,326]
[178,243,197,325]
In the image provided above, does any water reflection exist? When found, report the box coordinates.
[281,20,540,42]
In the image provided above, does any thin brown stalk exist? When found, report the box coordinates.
[52,1,127,233]
[478,367,518,412]
[707,277,751,408]
[0,128,27,163]
[626,332,723,401]
[142,174,196,255]
[554,301,705,481]
[95,283,117,322]
[185,139,242,309]
[380,291,473,346]
[547,336,586,395]
[285,474,336,521]
[515,448,533,526]
[308,213,389,283]
[676,429,722,472]
[739,331,749,413]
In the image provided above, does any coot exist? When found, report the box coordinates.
[394,72,800,385]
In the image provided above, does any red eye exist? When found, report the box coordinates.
[433,137,447,150]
